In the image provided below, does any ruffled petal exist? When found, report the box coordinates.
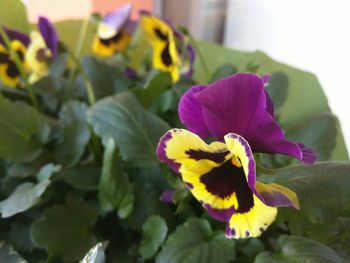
[178,85,211,138]
[255,182,299,209]
[38,16,58,58]
[156,128,229,174]
[195,73,315,164]
[1,27,30,46]
[99,3,132,39]
[225,195,277,238]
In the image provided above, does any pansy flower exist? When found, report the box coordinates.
[26,16,58,83]
[157,73,315,238]
[157,129,299,238]
[0,28,29,87]
[140,13,195,82]
[93,4,133,57]
[178,73,316,164]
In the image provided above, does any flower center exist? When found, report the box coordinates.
[200,158,254,213]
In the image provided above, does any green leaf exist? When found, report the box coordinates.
[99,138,134,218]
[50,53,68,79]
[0,0,29,33]
[55,20,96,57]
[0,241,27,263]
[81,56,131,99]
[133,71,172,108]
[0,98,50,162]
[194,42,348,160]
[88,92,170,167]
[80,243,105,263]
[54,122,90,167]
[31,200,97,259]
[254,235,342,263]
[0,164,60,217]
[63,164,100,191]
[209,64,237,83]
[7,223,35,252]
[59,100,88,126]
[140,215,168,260]
[286,113,338,161]
[265,72,288,110]
[262,162,350,226]
[156,218,235,263]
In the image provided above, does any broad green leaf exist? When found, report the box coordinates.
[7,223,35,252]
[0,97,50,162]
[156,218,235,263]
[59,100,88,126]
[31,200,97,259]
[139,215,168,260]
[54,122,90,167]
[63,164,100,191]
[262,162,350,226]
[133,71,172,108]
[0,241,27,263]
[88,92,170,167]
[0,164,60,217]
[306,217,350,261]
[99,138,134,218]
[194,42,348,160]
[55,20,96,57]
[50,53,68,78]
[209,64,237,83]
[254,235,342,263]
[128,183,175,229]
[265,72,288,110]
[0,0,29,33]
[286,113,338,161]
[80,243,105,263]
[81,56,131,99]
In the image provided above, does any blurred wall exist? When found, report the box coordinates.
[26,0,152,22]
[224,0,350,149]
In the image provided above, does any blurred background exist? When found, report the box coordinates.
[25,0,350,149]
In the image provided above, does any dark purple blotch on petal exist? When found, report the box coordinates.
[38,16,58,58]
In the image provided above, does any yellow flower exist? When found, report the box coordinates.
[140,14,181,82]
[0,40,27,88]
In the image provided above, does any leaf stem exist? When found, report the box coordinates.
[66,19,96,105]
[0,26,39,109]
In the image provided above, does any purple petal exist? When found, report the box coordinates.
[160,190,176,203]
[254,182,300,209]
[102,3,132,31]
[203,203,234,222]
[1,27,30,46]
[156,130,181,173]
[184,44,195,78]
[38,16,58,58]
[178,85,211,138]
[195,73,315,163]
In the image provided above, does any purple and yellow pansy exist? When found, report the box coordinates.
[0,17,58,87]
[93,4,133,57]
[26,16,58,83]
[0,29,29,87]
[157,73,315,238]
[140,13,195,82]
